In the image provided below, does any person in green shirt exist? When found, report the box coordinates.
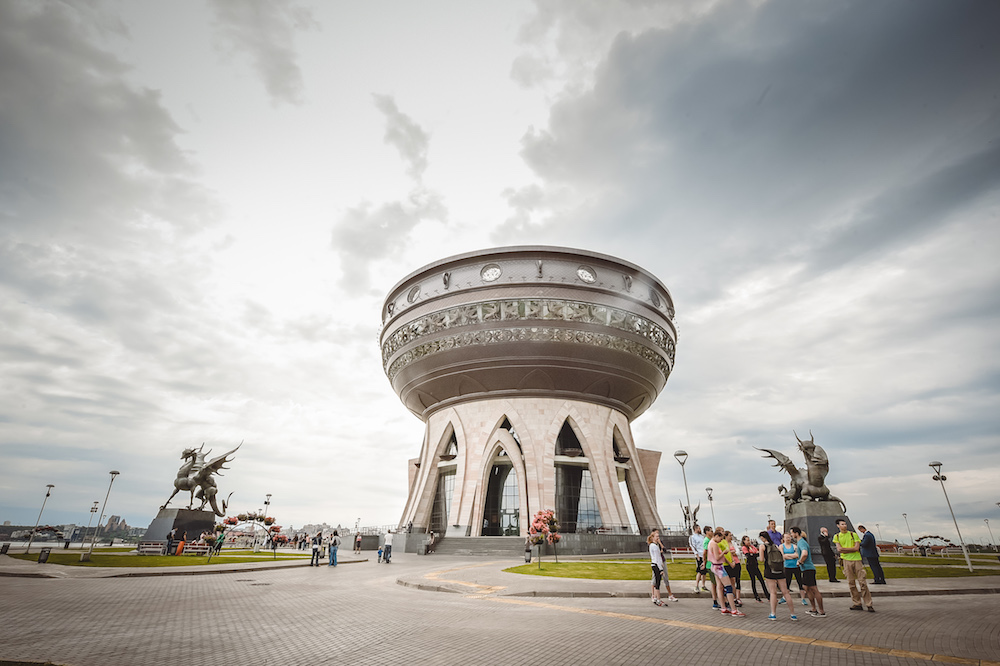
[833,519,873,611]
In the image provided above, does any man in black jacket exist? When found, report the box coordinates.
[817,527,840,582]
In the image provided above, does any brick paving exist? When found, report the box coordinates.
[0,553,998,666]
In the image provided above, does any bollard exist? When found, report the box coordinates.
[38,548,52,564]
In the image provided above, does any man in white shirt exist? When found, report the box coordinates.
[689,525,707,593]
[383,530,394,563]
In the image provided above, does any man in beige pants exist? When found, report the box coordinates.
[833,519,873,612]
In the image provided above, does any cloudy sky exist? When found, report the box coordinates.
[2,0,998,544]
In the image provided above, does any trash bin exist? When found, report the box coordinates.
[1,543,9,555]
[38,548,52,564]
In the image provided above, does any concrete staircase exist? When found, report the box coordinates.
[431,536,525,557]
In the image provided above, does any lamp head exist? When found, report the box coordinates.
[706,487,713,498]
[673,450,688,465]
[928,461,942,474]
[109,470,120,477]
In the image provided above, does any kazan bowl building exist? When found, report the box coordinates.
[379,246,678,554]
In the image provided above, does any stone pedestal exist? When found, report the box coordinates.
[784,501,854,566]
[144,508,216,547]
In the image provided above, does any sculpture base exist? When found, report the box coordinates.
[145,508,217,545]
[784,502,854,566]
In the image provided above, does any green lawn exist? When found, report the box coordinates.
[8,552,307,567]
[504,560,999,580]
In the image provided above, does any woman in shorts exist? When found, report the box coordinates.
[782,532,807,606]
[759,531,797,621]
[707,527,745,617]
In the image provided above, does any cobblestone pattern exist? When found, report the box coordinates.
[0,559,997,666]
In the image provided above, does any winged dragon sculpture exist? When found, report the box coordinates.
[756,431,846,513]
[161,442,240,517]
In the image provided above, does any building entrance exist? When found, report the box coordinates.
[482,463,519,536]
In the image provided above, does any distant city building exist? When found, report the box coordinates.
[380,247,677,541]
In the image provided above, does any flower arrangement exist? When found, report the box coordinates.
[529,509,561,567]
[264,516,275,526]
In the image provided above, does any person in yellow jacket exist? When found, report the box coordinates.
[833,519,873,612]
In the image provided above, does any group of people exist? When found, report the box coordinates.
[649,518,880,619]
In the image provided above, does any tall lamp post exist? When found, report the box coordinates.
[986,519,996,551]
[673,450,693,533]
[876,523,883,542]
[257,493,272,553]
[706,487,716,527]
[82,501,99,549]
[902,513,914,546]
[928,461,973,572]
[82,471,119,562]
[25,484,55,554]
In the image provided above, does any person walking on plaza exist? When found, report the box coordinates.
[383,529,393,563]
[355,532,363,554]
[791,526,825,617]
[834,519,874,612]
[648,529,669,606]
[759,531,797,621]
[858,525,886,584]
[166,527,176,556]
[310,531,322,567]
[707,527,745,617]
[689,525,708,593]
[817,526,840,582]
[741,535,767,602]
[328,530,341,566]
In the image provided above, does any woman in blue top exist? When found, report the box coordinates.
[781,533,807,607]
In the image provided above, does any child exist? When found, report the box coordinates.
[377,545,384,563]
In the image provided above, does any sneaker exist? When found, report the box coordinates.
[806,610,818,616]
[712,603,721,609]
[693,587,701,594]
[735,600,743,607]
[701,586,709,591]
[867,606,876,613]
[802,599,809,606]
[667,595,679,602]
[720,608,732,615]
[778,598,786,605]
[653,599,666,607]
[849,604,863,611]
[732,610,747,617]
[768,614,777,621]
[790,614,798,621]
[813,612,827,617]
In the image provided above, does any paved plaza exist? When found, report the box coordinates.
[1,552,998,666]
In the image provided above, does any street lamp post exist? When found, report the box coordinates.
[902,513,914,546]
[876,523,883,542]
[928,462,973,572]
[257,494,272,554]
[986,519,996,551]
[81,501,99,549]
[674,450,693,534]
[81,471,119,563]
[706,487,716,527]
[25,484,55,554]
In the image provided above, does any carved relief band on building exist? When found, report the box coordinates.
[381,297,677,371]
[386,325,674,382]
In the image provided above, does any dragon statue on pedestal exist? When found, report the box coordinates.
[756,431,846,513]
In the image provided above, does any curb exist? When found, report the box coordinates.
[0,559,368,579]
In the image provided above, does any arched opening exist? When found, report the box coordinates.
[499,416,522,453]
[482,463,519,536]
[554,420,582,456]
[431,469,455,533]
[556,464,602,533]
[443,431,458,457]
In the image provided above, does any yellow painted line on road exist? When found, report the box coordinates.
[486,597,995,666]
[422,561,506,595]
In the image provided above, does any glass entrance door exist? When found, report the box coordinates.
[483,463,519,536]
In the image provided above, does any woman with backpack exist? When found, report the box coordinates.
[759,531,797,621]
[741,535,767,602]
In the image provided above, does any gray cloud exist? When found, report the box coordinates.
[208,0,318,106]
[372,94,431,181]
[331,189,447,291]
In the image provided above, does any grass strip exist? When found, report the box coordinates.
[504,561,1000,580]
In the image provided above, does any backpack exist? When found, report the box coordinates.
[765,543,784,574]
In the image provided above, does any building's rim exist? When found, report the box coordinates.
[382,245,674,308]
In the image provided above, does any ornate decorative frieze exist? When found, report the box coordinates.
[385,325,672,381]
[381,297,676,369]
